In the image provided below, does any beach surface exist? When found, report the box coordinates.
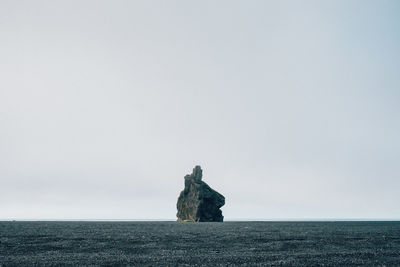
[1,221,400,266]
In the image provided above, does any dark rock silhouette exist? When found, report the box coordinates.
[177,166,225,222]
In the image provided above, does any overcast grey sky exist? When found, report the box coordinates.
[1,0,399,220]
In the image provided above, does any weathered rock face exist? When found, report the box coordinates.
[177,166,225,222]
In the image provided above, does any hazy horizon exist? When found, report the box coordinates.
[1,0,400,220]
[2,218,400,222]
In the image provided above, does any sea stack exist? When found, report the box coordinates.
[176,166,225,222]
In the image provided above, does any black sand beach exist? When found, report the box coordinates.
[1,221,400,266]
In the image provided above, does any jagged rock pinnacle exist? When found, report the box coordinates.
[177,166,225,222]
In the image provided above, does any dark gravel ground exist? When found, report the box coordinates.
[1,221,400,266]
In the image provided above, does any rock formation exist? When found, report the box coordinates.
[177,166,225,222]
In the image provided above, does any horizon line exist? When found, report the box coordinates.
[1,218,400,222]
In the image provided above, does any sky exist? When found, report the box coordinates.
[1,0,399,220]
